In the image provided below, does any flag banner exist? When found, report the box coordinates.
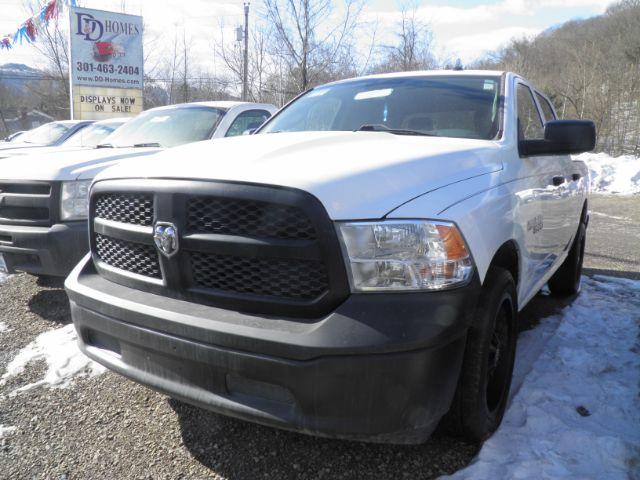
[2,0,76,50]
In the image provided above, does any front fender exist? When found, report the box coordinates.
[387,171,515,287]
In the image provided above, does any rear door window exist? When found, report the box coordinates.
[535,92,556,122]
[517,84,544,140]
[226,110,272,137]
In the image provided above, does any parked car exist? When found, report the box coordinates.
[65,71,595,444]
[0,101,277,277]
[2,130,25,142]
[0,120,94,153]
[0,118,129,158]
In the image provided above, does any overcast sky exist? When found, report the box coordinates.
[0,0,616,73]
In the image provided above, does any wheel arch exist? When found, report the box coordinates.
[485,240,520,294]
[580,199,589,226]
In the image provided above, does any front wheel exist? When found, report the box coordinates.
[440,267,518,442]
[548,222,586,296]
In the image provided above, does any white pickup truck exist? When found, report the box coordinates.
[66,71,595,444]
[0,101,276,277]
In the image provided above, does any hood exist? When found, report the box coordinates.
[0,143,45,153]
[97,131,504,219]
[0,146,162,182]
[0,145,89,158]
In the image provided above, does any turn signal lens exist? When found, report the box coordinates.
[337,220,474,291]
[436,224,469,260]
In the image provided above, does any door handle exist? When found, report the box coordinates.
[571,173,581,181]
[552,176,565,186]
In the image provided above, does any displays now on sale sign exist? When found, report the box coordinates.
[72,86,143,120]
[69,6,143,120]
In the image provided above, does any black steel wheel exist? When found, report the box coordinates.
[439,267,518,442]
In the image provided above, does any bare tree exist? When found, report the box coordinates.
[263,0,363,93]
[18,1,71,116]
[180,27,190,102]
[371,5,436,73]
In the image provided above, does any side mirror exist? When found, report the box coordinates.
[520,120,596,156]
[242,128,257,136]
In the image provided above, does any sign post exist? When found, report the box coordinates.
[68,7,143,120]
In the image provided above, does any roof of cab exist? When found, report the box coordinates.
[146,101,271,112]
[57,120,94,125]
[325,69,507,87]
[94,117,129,125]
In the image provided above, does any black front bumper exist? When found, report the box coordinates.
[0,221,88,277]
[66,256,480,444]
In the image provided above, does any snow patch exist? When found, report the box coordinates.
[447,276,640,479]
[0,324,105,395]
[0,255,11,284]
[0,424,17,438]
[0,322,9,333]
[590,211,633,222]
[576,152,640,195]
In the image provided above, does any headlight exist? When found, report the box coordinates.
[337,220,473,291]
[60,180,91,221]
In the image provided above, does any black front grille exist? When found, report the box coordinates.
[187,197,316,240]
[191,252,329,300]
[0,181,52,225]
[90,180,350,317]
[95,193,153,226]
[0,182,51,195]
[0,206,49,221]
[95,234,161,278]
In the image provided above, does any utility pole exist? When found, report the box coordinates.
[242,2,249,101]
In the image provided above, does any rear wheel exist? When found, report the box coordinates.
[548,222,586,296]
[440,267,518,442]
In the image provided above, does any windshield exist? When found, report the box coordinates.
[100,107,226,148]
[261,75,502,140]
[18,122,71,145]
[62,122,123,147]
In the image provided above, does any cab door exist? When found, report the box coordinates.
[535,91,582,248]
[515,83,567,274]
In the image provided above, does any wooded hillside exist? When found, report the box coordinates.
[478,0,640,155]
[2,0,639,155]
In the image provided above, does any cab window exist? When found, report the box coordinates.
[517,84,544,140]
[226,110,272,137]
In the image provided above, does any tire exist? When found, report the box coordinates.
[440,267,518,442]
[548,222,586,296]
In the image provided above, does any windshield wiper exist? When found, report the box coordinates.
[96,143,114,148]
[133,142,161,148]
[356,124,437,136]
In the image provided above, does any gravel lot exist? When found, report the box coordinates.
[0,195,638,480]
[583,195,640,279]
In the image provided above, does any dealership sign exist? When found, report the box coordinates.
[69,6,143,119]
